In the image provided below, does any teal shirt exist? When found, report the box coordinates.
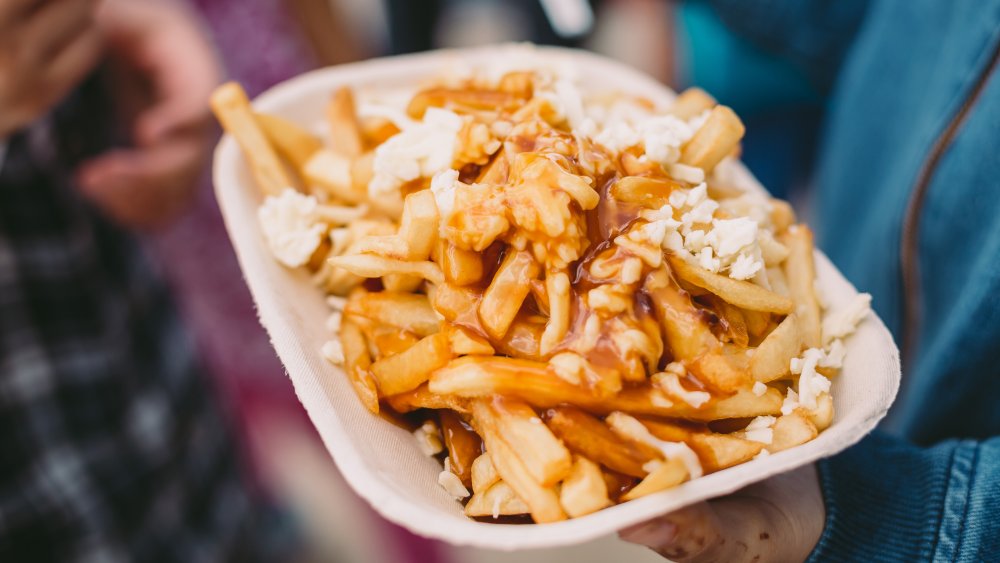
[698,1,1000,560]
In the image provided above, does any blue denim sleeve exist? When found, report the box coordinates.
[700,0,871,90]
[808,432,1000,561]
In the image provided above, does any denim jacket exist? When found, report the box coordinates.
[701,1,1000,560]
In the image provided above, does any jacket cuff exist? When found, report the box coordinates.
[807,432,973,562]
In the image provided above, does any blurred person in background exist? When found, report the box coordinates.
[0,0,296,559]
[616,1,1000,561]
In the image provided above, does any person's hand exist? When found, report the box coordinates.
[76,0,222,230]
[0,0,105,138]
[620,465,824,562]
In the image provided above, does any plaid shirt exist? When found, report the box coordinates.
[0,77,281,561]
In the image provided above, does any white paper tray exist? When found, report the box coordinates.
[212,45,900,550]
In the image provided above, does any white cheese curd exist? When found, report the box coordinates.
[594,119,641,154]
[634,183,765,280]
[586,100,704,167]
[413,420,444,456]
[326,295,347,311]
[708,217,758,258]
[320,340,344,366]
[258,188,327,268]
[790,348,832,411]
[822,293,872,344]
[744,415,776,445]
[429,169,460,222]
[752,381,768,397]
[541,79,587,130]
[667,162,705,185]
[653,367,711,409]
[325,310,343,332]
[438,470,470,500]
[781,388,800,416]
[370,107,463,197]
[641,115,695,165]
[822,339,847,369]
[729,252,763,280]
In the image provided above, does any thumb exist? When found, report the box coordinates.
[621,499,780,562]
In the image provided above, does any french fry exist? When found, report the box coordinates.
[644,268,717,359]
[385,384,469,414]
[620,457,689,501]
[254,112,324,169]
[610,176,682,208]
[645,269,749,393]
[408,88,521,119]
[438,241,484,286]
[445,325,495,356]
[477,148,510,184]
[345,292,440,337]
[304,149,364,203]
[470,400,566,523]
[560,456,612,517]
[398,190,440,260]
[471,453,501,493]
[478,250,540,340]
[368,325,420,357]
[431,284,484,329]
[750,314,802,382]
[370,332,452,396]
[639,419,763,473]
[743,309,773,345]
[782,226,822,348]
[210,82,291,196]
[494,316,545,362]
[440,410,482,488]
[487,398,572,487]
[544,407,657,478]
[351,151,375,198]
[382,274,423,293]
[807,393,835,431]
[767,411,819,453]
[429,357,783,421]
[680,105,745,172]
[771,200,796,233]
[767,266,791,297]
[667,255,794,315]
[339,319,379,414]
[670,87,716,120]
[361,116,400,148]
[705,295,749,347]
[540,271,570,355]
[328,254,444,285]
[327,87,365,158]
[465,481,530,518]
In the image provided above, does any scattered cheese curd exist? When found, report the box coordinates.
[438,469,470,500]
[370,107,464,197]
[744,416,777,445]
[258,188,327,268]
[413,420,444,456]
[822,293,872,344]
[430,169,461,222]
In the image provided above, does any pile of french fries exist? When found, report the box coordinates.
[211,65,870,524]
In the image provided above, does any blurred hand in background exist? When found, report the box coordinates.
[620,465,824,562]
[79,0,222,230]
[0,0,104,137]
